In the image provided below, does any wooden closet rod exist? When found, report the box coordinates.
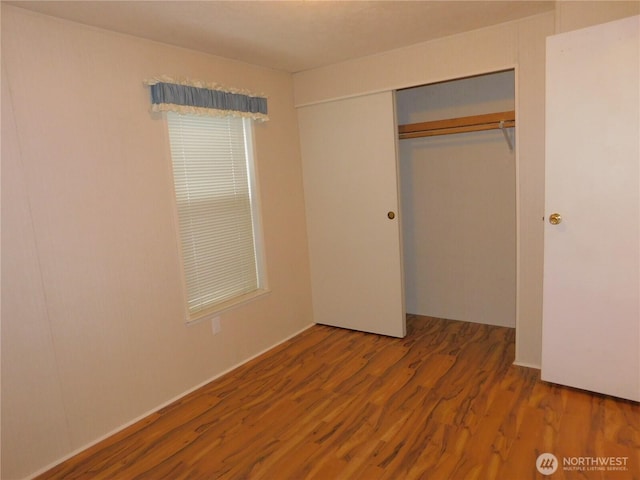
[398,110,515,140]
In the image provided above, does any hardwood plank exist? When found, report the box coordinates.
[36,315,640,479]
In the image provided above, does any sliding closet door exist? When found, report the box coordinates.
[542,16,639,401]
[298,92,406,337]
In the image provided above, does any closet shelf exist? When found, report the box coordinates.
[398,110,515,140]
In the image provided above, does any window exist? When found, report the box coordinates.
[166,112,266,321]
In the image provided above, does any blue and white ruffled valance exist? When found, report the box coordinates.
[144,76,268,122]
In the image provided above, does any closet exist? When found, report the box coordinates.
[396,70,516,328]
[298,71,516,338]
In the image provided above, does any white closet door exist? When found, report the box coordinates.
[542,16,640,401]
[298,92,406,337]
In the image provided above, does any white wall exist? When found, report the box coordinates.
[294,12,554,368]
[397,71,516,327]
[1,6,313,479]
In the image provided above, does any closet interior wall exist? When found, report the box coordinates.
[397,70,516,327]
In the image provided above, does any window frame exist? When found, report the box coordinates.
[164,113,269,324]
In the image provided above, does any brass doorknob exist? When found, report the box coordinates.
[387,211,396,220]
[549,213,562,225]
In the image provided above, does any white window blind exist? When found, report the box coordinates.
[166,112,263,319]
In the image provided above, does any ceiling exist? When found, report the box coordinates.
[8,1,556,72]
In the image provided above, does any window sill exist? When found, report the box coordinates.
[185,288,271,325]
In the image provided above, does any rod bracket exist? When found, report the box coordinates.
[499,120,514,151]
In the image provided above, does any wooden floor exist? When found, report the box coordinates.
[37,315,640,480]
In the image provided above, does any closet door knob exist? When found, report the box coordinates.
[549,213,562,225]
[387,211,396,220]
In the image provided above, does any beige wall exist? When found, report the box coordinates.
[397,71,516,328]
[294,12,554,368]
[1,6,313,479]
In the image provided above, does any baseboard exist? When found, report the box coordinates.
[27,322,315,480]
[512,360,541,370]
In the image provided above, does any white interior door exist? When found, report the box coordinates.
[542,16,640,401]
[298,92,406,337]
